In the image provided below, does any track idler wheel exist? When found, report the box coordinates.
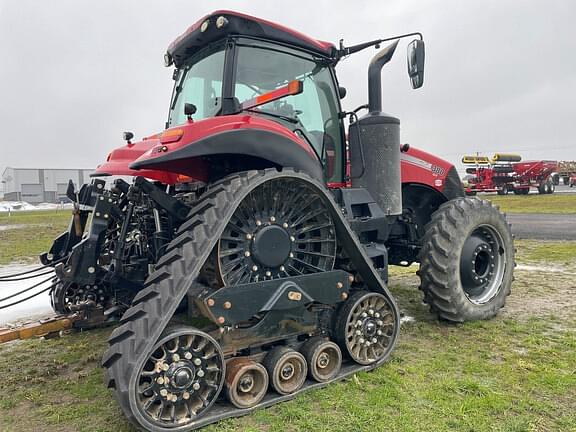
[225,358,269,409]
[300,337,342,382]
[263,347,307,395]
[334,291,396,366]
[132,327,225,430]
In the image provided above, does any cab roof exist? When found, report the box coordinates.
[167,10,336,67]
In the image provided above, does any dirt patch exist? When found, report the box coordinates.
[502,268,576,321]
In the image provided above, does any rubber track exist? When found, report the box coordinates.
[102,169,399,431]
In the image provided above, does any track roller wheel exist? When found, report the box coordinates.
[300,337,342,382]
[263,347,307,395]
[131,326,225,430]
[225,358,269,409]
[334,291,396,366]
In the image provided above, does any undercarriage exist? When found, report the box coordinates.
[42,170,398,430]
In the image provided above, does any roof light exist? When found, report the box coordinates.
[164,52,173,67]
[200,19,210,32]
[216,16,229,29]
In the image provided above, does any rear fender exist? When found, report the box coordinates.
[401,146,464,200]
[130,128,323,182]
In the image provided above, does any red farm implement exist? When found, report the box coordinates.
[464,154,558,195]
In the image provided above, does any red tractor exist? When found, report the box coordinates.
[41,11,514,430]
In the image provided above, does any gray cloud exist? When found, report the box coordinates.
[1,0,574,179]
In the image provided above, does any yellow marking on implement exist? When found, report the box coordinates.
[0,316,77,344]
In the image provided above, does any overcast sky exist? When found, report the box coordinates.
[1,0,575,180]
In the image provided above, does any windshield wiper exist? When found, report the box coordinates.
[245,109,300,124]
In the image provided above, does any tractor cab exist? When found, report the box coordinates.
[167,35,345,183]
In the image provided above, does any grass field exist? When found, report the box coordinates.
[0,210,70,265]
[0,208,575,431]
[486,193,576,214]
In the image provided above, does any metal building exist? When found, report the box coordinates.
[1,167,93,203]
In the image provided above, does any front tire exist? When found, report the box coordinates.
[418,198,514,322]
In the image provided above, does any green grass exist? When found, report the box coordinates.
[515,240,576,267]
[485,193,576,214]
[0,239,575,431]
[0,209,71,264]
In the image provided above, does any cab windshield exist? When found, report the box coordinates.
[168,45,225,127]
[234,43,343,181]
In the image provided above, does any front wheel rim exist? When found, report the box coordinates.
[459,224,507,305]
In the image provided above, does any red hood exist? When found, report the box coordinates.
[93,135,180,184]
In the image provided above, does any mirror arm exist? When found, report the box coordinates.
[336,32,423,59]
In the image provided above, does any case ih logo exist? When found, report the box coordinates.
[431,165,445,176]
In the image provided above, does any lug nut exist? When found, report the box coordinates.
[244,251,251,257]
[256,220,262,226]
[207,298,215,307]
[160,389,168,397]
[376,320,383,326]
[197,369,205,378]
[217,316,225,324]
[185,352,192,360]
[289,253,294,258]
[290,236,295,242]
[193,358,202,366]
[282,222,289,229]
[368,309,374,316]
[163,363,169,371]
[157,377,165,385]
[377,330,383,336]
[246,233,253,240]
[270,216,276,222]
[348,275,354,283]
[372,338,378,344]
[355,330,362,336]
[192,383,201,391]
[359,338,365,344]
[265,271,272,277]
[361,312,368,318]
[183,392,190,400]
[374,312,381,318]
[336,282,343,289]
[280,266,285,272]
[252,265,258,272]
[173,354,180,362]
[341,292,348,300]
[223,301,232,309]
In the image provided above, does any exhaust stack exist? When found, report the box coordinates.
[349,41,402,216]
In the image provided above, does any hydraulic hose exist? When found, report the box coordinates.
[0,256,67,280]
[0,282,57,310]
[0,269,55,282]
[0,275,55,303]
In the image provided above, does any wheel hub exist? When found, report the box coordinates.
[281,363,295,380]
[317,352,330,369]
[238,373,255,393]
[167,362,196,389]
[252,224,291,268]
[459,227,506,304]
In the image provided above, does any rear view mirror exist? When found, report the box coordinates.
[407,39,425,89]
